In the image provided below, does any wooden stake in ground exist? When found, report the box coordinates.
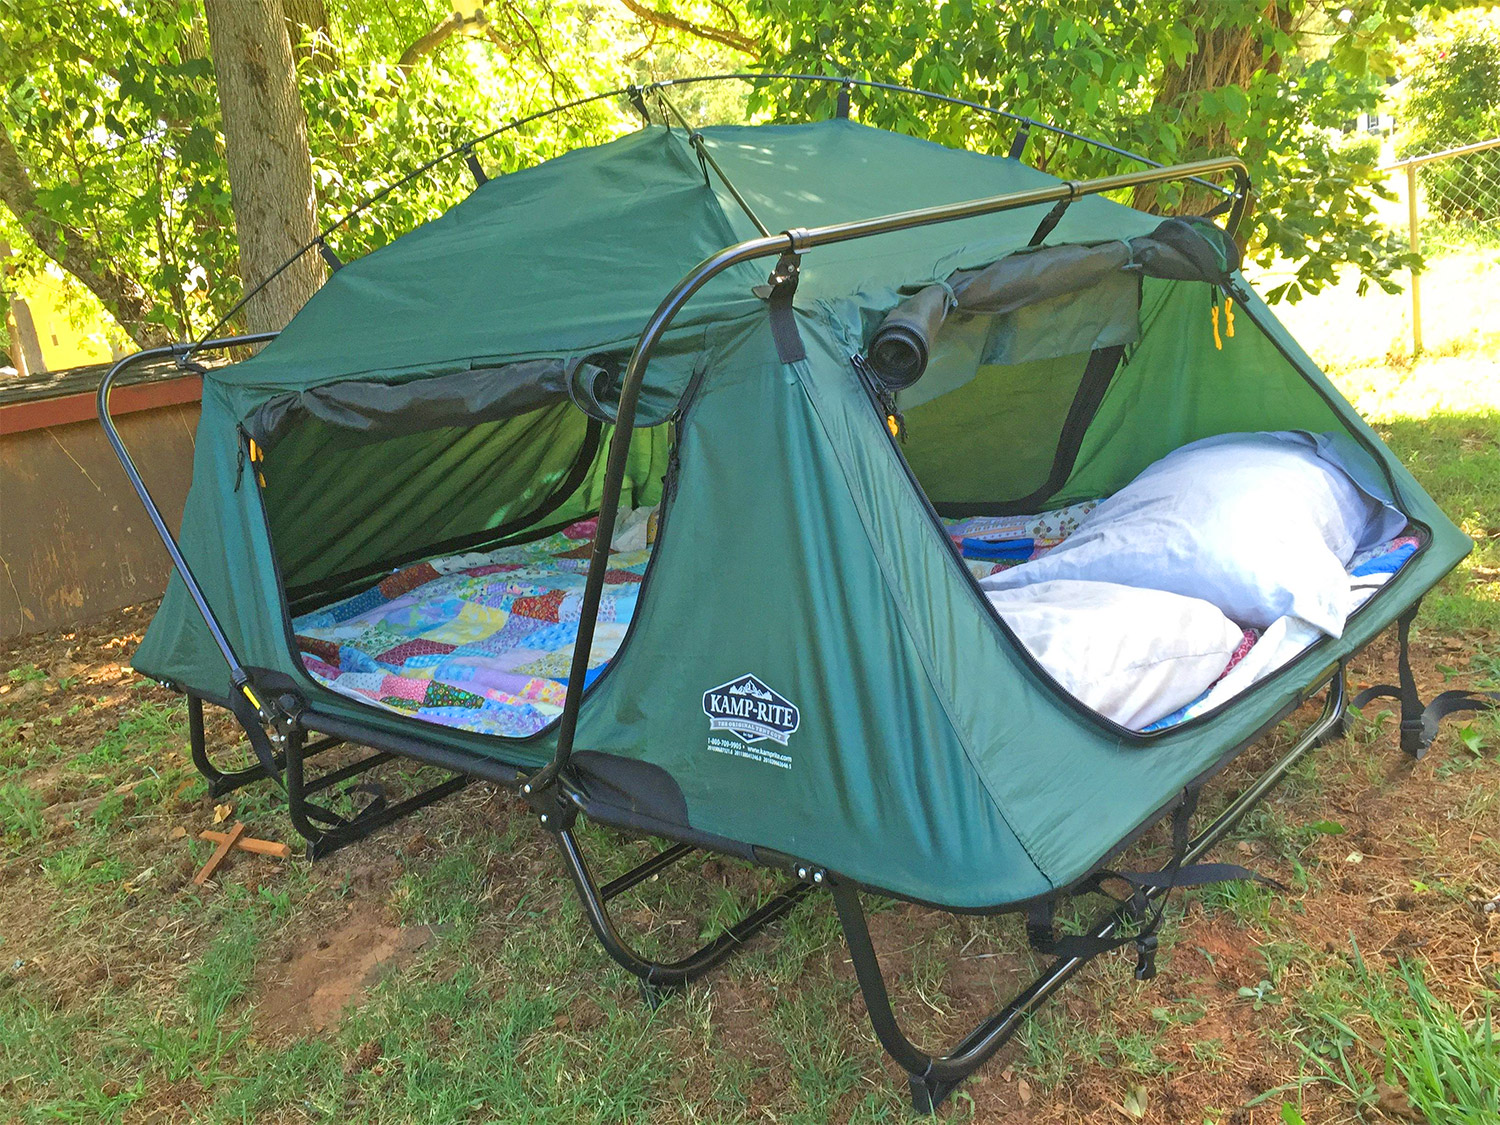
[199,828,293,859]
[193,821,247,886]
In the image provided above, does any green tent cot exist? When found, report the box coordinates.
[99,77,1492,1111]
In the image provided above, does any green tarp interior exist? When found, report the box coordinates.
[134,119,1471,910]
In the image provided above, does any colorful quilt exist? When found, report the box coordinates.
[293,518,651,739]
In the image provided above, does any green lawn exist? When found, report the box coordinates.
[1,255,1497,1123]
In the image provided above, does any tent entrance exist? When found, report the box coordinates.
[249,392,672,742]
[856,279,1425,736]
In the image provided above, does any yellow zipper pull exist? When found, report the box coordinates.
[1211,303,1222,350]
[1224,295,1235,338]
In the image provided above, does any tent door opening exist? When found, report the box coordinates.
[249,397,674,745]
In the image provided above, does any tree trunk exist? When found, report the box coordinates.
[204,0,324,335]
[0,125,170,348]
[282,0,333,68]
[1134,5,1277,215]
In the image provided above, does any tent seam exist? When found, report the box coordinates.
[789,331,1055,893]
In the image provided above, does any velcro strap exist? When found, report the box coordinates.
[226,681,286,791]
[765,252,806,363]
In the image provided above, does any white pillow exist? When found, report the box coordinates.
[987,579,1245,730]
[980,432,1387,635]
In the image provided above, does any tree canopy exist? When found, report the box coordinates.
[0,0,1473,352]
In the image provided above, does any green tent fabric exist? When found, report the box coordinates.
[133,119,1471,911]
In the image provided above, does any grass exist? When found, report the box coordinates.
[1,243,1497,1122]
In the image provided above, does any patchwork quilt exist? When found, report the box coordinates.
[293,518,651,739]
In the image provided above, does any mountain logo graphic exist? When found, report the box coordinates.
[702,674,800,746]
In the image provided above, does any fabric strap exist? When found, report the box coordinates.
[224,679,384,829]
[765,251,807,364]
[1352,600,1498,758]
[1026,789,1274,980]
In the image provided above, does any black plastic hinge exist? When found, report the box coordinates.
[835,82,851,119]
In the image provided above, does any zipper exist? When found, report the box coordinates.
[663,361,708,501]
[851,352,906,442]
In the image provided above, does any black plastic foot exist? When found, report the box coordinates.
[909,1071,960,1115]
[639,977,685,1010]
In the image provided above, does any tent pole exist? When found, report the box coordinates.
[180,73,1247,365]
[651,88,773,237]
[525,152,1251,798]
[96,335,278,688]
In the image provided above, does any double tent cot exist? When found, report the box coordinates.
[98,76,1494,1110]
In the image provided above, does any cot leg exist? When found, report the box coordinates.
[835,675,1353,1113]
[187,692,346,796]
[552,826,811,1002]
[283,727,469,860]
[832,880,1071,1114]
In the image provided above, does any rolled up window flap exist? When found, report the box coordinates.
[866,242,1130,387]
[866,283,953,390]
[863,214,1238,388]
[246,357,608,448]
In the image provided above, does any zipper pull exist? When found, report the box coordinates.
[1210,286,1223,350]
[235,426,247,491]
[852,352,907,443]
[664,426,682,500]
[879,387,907,443]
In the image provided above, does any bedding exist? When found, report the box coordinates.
[982,579,1246,729]
[291,439,1417,741]
[978,432,1405,635]
[292,515,654,738]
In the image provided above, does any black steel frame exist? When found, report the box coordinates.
[185,690,471,860]
[837,673,1349,1111]
[95,75,1438,1111]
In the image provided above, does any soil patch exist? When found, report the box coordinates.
[253,902,432,1038]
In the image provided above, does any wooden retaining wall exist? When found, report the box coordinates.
[0,364,201,637]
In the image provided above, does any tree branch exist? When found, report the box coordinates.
[398,12,465,73]
[615,0,759,56]
[0,122,167,347]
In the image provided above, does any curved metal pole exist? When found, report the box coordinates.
[652,73,1241,199]
[96,333,277,682]
[555,827,812,990]
[185,73,1246,363]
[525,154,1250,795]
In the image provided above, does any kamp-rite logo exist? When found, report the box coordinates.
[702,673,800,747]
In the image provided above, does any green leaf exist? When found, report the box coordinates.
[1458,725,1484,756]
[1307,820,1346,836]
[1281,1103,1307,1125]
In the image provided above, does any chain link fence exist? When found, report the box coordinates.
[1384,136,1500,354]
